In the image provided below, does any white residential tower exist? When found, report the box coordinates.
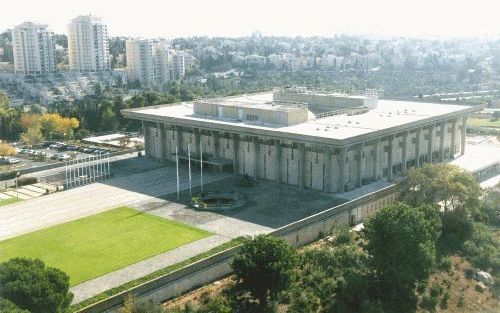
[68,15,110,72]
[12,22,56,75]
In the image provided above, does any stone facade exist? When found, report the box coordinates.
[141,115,468,193]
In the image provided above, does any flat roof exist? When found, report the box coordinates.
[122,92,480,145]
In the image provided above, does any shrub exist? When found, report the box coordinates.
[437,256,452,272]
[289,289,321,313]
[17,176,38,187]
[332,226,354,246]
[121,294,165,313]
[197,295,231,313]
[440,291,450,309]
[420,294,439,312]
[462,223,499,271]
[457,294,465,308]
[464,267,474,279]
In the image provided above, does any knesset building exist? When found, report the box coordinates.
[122,87,479,193]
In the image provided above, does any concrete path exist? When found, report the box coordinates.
[70,235,230,303]
[0,165,228,241]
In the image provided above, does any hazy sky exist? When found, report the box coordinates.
[2,0,499,38]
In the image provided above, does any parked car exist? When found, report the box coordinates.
[58,153,71,161]
[49,142,64,149]
[0,157,21,165]
[7,157,20,164]
[66,145,79,151]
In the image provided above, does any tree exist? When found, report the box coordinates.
[475,183,500,226]
[0,258,73,313]
[401,163,481,252]
[298,237,375,313]
[20,113,80,140]
[100,107,119,131]
[364,202,441,313]
[401,163,481,213]
[231,235,297,305]
[0,298,29,313]
[0,141,16,157]
[0,92,19,141]
[20,126,44,146]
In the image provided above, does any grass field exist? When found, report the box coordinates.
[0,207,211,286]
[467,118,500,129]
[0,197,20,207]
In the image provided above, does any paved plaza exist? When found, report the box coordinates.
[0,162,228,241]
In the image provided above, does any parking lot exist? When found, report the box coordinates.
[1,142,124,173]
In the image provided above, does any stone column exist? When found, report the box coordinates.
[194,128,201,155]
[213,131,221,171]
[338,147,347,193]
[144,122,150,157]
[157,123,164,160]
[254,137,260,178]
[232,133,239,175]
[275,140,282,184]
[427,125,434,163]
[460,115,467,155]
[450,119,457,158]
[387,137,394,179]
[415,128,422,167]
[298,143,306,190]
[401,132,408,174]
[176,125,182,154]
[323,150,331,192]
[439,121,446,161]
[373,139,381,180]
[356,145,363,187]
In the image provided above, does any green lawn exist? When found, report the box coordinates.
[0,197,20,207]
[0,207,211,286]
[467,118,500,129]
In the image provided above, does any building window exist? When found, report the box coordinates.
[246,114,258,121]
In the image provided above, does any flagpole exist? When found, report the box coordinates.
[176,145,180,200]
[188,143,192,199]
[200,140,203,193]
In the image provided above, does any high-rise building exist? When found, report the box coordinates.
[12,22,55,75]
[153,43,170,85]
[170,51,185,80]
[68,15,110,72]
[126,38,154,86]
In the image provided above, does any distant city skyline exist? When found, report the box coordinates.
[2,0,500,38]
